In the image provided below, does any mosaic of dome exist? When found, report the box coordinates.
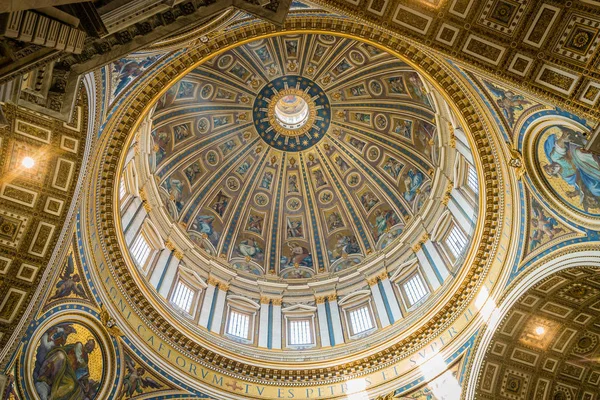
[144,34,456,280]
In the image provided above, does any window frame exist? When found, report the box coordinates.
[400,271,430,309]
[390,260,433,313]
[346,304,375,336]
[224,297,259,344]
[130,232,154,272]
[454,155,478,207]
[282,306,317,349]
[443,222,468,263]
[287,318,314,346]
[338,291,377,340]
[169,278,198,316]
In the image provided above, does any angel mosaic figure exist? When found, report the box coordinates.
[530,202,564,251]
[288,174,299,193]
[484,81,530,126]
[372,209,399,242]
[383,157,403,180]
[260,171,273,189]
[237,237,264,261]
[48,256,86,301]
[247,214,264,234]
[122,355,161,398]
[334,155,350,173]
[192,215,219,245]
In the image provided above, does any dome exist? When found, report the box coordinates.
[140,34,460,279]
[118,32,479,359]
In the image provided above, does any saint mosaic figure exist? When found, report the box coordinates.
[542,126,600,213]
[33,323,101,400]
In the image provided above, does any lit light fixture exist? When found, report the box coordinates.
[535,326,545,336]
[22,156,35,169]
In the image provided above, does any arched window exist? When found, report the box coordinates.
[339,291,377,339]
[402,273,429,306]
[119,177,127,200]
[170,280,195,313]
[224,296,259,343]
[131,234,152,268]
[467,164,479,193]
[445,223,468,259]
[348,306,374,335]
[282,305,317,348]
[288,319,312,345]
[226,310,250,339]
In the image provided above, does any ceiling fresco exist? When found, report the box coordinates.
[148,33,441,278]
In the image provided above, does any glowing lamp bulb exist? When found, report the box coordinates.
[22,156,35,169]
[535,326,545,336]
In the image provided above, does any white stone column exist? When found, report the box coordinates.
[258,298,270,348]
[149,246,172,288]
[416,246,442,290]
[157,252,180,298]
[454,128,474,164]
[369,279,390,328]
[210,284,228,334]
[451,188,476,222]
[424,240,450,281]
[380,277,403,322]
[316,298,331,347]
[271,299,282,349]
[327,296,344,345]
[124,205,147,246]
[121,196,141,229]
[198,280,217,329]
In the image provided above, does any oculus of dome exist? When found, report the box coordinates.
[274,94,310,129]
[253,76,330,152]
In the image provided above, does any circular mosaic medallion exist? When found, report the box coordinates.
[197,117,209,133]
[217,54,233,69]
[206,150,219,166]
[254,193,269,207]
[253,76,330,152]
[226,177,240,191]
[319,190,334,204]
[367,146,380,161]
[369,80,383,95]
[286,197,302,211]
[200,84,213,99]
[347,172,361,187]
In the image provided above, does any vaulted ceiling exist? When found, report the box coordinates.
[476,268,600,400]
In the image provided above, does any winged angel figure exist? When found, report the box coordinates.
[484,81,530,126]
[48,255,86,301]
[122,355,162,398]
